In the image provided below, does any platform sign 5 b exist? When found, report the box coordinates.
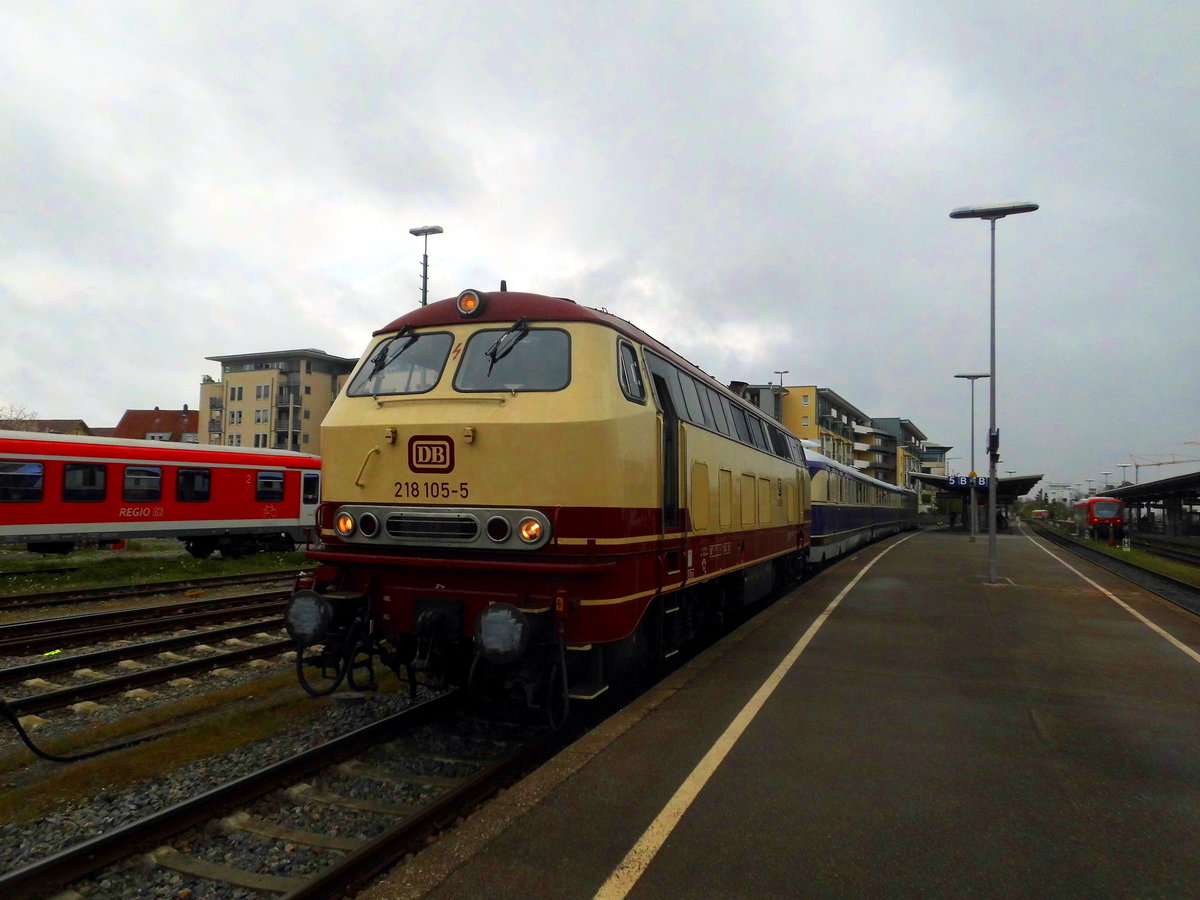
[948,475,989,487]
[408,435,454,473]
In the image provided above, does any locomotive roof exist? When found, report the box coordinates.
[375,290,748,412]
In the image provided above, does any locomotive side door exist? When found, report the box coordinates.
[645,353,688,591]
[650,370,680,531]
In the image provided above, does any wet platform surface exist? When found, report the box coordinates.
[363,526,1200,898]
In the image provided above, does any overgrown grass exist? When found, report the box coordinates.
[1052,530,1200,588]
[0,539,308,596]
[0,669,400,822]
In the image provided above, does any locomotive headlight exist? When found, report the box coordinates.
[285,590,333,647]
[335,511,356,538]
[475,602,530,664]
[457,289,485,317]
[517,517,542,543]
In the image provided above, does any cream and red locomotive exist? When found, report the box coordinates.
[285,289,815,717]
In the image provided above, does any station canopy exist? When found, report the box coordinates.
[1103,470,1200,505]
[910,472,1044,505]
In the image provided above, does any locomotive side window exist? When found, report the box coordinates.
[706,387,733,436]
[0,461,43,502]
[123,466,162,502]
[676,373,706,425]
[454,328,570,392]
[727,404,752,444]
[767,424,792,460]
[256,471,285,502]
[347,331,453,397]
[63,463,106,502]
[176,468,212,502]
[617,340,646,403]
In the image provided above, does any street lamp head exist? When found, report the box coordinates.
[954,373,990,381]
[409,225,443,237]
[950,202,1038,220]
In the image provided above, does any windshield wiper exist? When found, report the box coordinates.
[365,325,416,380]
[484,318,529,377]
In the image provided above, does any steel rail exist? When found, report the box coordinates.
[4,638,294,716]
[0,691,461,900]
[0,570,299,609]
[0,619,284,686]
[285,729,563,899]
[0,596,287,656]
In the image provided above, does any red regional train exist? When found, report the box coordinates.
[0,430,321,557]
[1073,496,1126,541]
[284,287,912,722]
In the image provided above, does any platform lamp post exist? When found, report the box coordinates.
[950,200,1038,584]
[1101,471,1112,492]
[1118,463,1131,485]
[1086,479,1095,496]
[409,225,443,306]
[954,373,989,542]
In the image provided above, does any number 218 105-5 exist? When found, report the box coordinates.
[394,481,470,500]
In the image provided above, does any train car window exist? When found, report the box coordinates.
[256,471,285,502]
[617,341,646,403]
[63,463,106,502]
[727,404,752,445]
[0,461,43,502]
[705,387,733,436]
[454,328,570,392]
[347,331,453,397]
[302,473,320,504]
[123,466,162,502]
[176,468,211,502]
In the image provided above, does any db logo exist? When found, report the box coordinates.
[409,435,454,473]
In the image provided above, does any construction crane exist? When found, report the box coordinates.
[1128,452,1200,483]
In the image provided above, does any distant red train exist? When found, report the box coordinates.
[0,430,321,557]
[1073,496,1125,541]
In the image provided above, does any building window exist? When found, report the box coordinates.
[304,385,312,395]
[229,386,244,401]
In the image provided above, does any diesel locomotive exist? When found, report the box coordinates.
[285,288,819,720]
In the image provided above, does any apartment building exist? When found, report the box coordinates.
[200,349,358,454]
[737,382,938,495]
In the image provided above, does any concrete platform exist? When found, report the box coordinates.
[362,525,1200,898]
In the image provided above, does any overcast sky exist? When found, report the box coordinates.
[4,1,1198,495]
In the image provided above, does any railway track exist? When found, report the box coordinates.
[0,591,288,656]
[0,570,299,610]
[0,691,562,899]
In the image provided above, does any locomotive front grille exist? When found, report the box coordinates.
[385,512,479,542]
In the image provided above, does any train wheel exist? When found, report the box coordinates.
[185,538,216,559]
[295,642,349,697]
[344,623,378,693]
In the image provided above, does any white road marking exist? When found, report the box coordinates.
[1023,529,1200,665]
[594,533,919,900]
